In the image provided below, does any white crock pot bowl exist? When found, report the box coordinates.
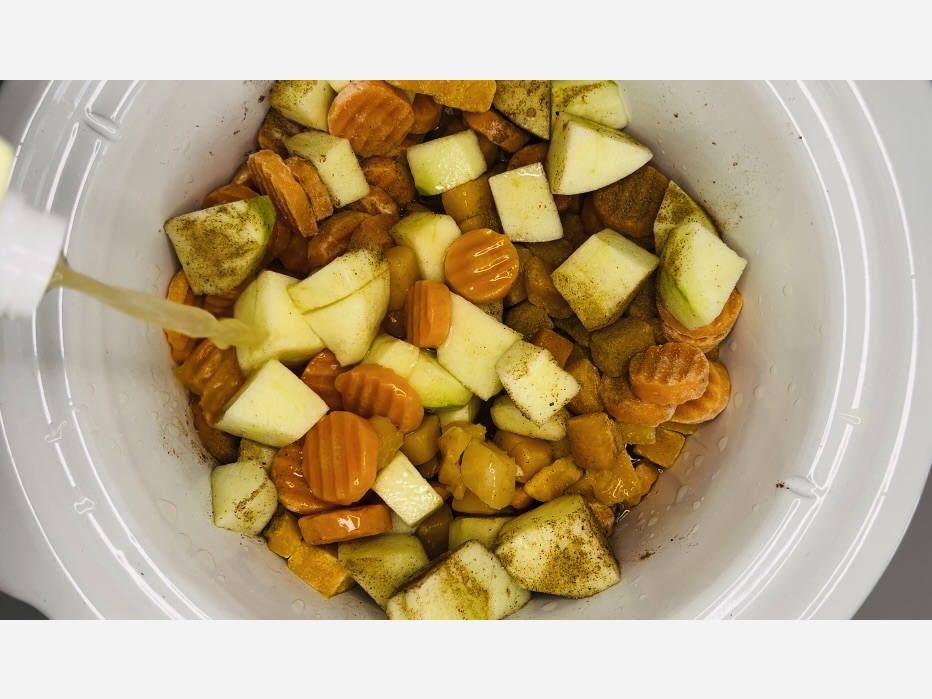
[2,80,931,619]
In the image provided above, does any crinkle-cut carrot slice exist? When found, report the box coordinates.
[270,441,340,515]
[201,277,251,319]
[598,373,675,427]
[284,156,334,221]
[306,210,371,269]
[164,268,202,364]
[297,503,392,545]
[327,80,415,158]
[462,109,530,153]
[300,349,348,411]
[657,288,743,351]
[346,213,397,254]
[385,80,496,112]
[334,365,424,434]
[410,93,442,135]
[248,149,318,238]
[672,360,732,424]
[201,183,260,209]
[405,280,452,348]
[192,400,239,464]
[628,342,710,406]
[174,339,245,426]
[346,186,399,218]
[360,156,416,206]
[443,227,520,304]
[303,411,379,506]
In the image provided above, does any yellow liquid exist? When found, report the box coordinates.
[48,260,263,349]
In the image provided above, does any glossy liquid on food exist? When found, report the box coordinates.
[49,259,262,349]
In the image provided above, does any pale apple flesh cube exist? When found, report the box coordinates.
[390,211,462,282]
[233,270,325,374]
[552,229,660,330]
[435,293,522,400]
[269,80,336,131]
[337,533,430,609]
[653,180,718,253]
[546,112,652,196]
[327,80,351,93]
[495,340,580,425]
[492,80,551,140]
[657,220,748,330]
[448,516,513,551]
[165,196,274,296]
[493,493,620,598]
[490,395,569,441]
[435,395,483,429]
[361,333,421,378]
[551,80,629,130]
[289,245,388,312]
[406,129,488,195]
[237,439,277,470]
[373,451,444,528]
[407,351,473,409]
[213,359,329,448]
[284,130,370,207]
[210,459,279,536]
[302,269,390,366]
[385,539,531,620]
[489,162,564,243]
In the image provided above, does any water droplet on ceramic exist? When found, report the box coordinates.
[688,523,700,537]
[110,439,122,456]
[541,600,558,612]
[733,392,744,409]
[769,365,777,376]
[783,475,818,498]
[44,421,67,442]
[754,385,767,401]
[85,382,96,395]
[157,390,170,406]
[771,220,779,230]
[752,503,760,512]
[794,398,801,407]
[717,435,729,451]
[183,174,195,184]
[675,486,690,504]
[177,532,193,550]
[158,499,177,522]
[181,140,191,153]
[648,532,655,539]
[647,516,659,527]
[694,455,705,468]
[118,391,130,405]
[839,412,861,425]
[292,599,305,613]
[74,497,95,514]
[787,382,797,393]
[195,549,216,570]
[217,574,225,584]
[148,265,161,283]
[782,284,793,297]
[712,470,720,479]
[692,501,701,511]
[729,341,738,352]
[639,593,647,601]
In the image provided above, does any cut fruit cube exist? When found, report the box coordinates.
[373,451,444,528]
[552,229,659,330]
[448,516,513,551]
[406,129,488,195]
[653,180,718,253]
[496,340,580,425]
[551,80,629,130]
[269,80,336,131]
[337,533,430,609]
[435,395,483,429]
[213,359,328,448]
[289,245,388,312]
[210,458,279,536]
[233,270,325,374]
[435,293,522,400]
[657,220,748,330]
[493,493,620,598]
[492,80,551,140]
[302,270,390,366]
[390,210,462,282]
[546,113,652,196]
[284,130,370,207]
[489,162,563,243]
[165,196,274,295]
[490,394,569,441]
[385,539,531,620]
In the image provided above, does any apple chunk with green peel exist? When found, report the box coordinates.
[653,180,718,254]
[337,533,429,610]
[390,210,462,282]
[284,130,370,207]
[657,220,747,330]
[436,293,522,400]
[269,80,336,131]
[546,112,652,196]
[165,195,274,295]
[552,229,659,330]
[494,493,620,598]
[489,162,563,243]
[448,516,513,551]
[551,80,629,130]
[302,269,390,365]
[406,129,488,196]
[233,270,325,374]
[385,539,531,620]
[288,245,388,312]
[495,340,580,425]
[210,458,279,536]
[490,394,569,441]
[213,359,328,447]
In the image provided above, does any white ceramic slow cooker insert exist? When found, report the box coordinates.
[1,80,931,619]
